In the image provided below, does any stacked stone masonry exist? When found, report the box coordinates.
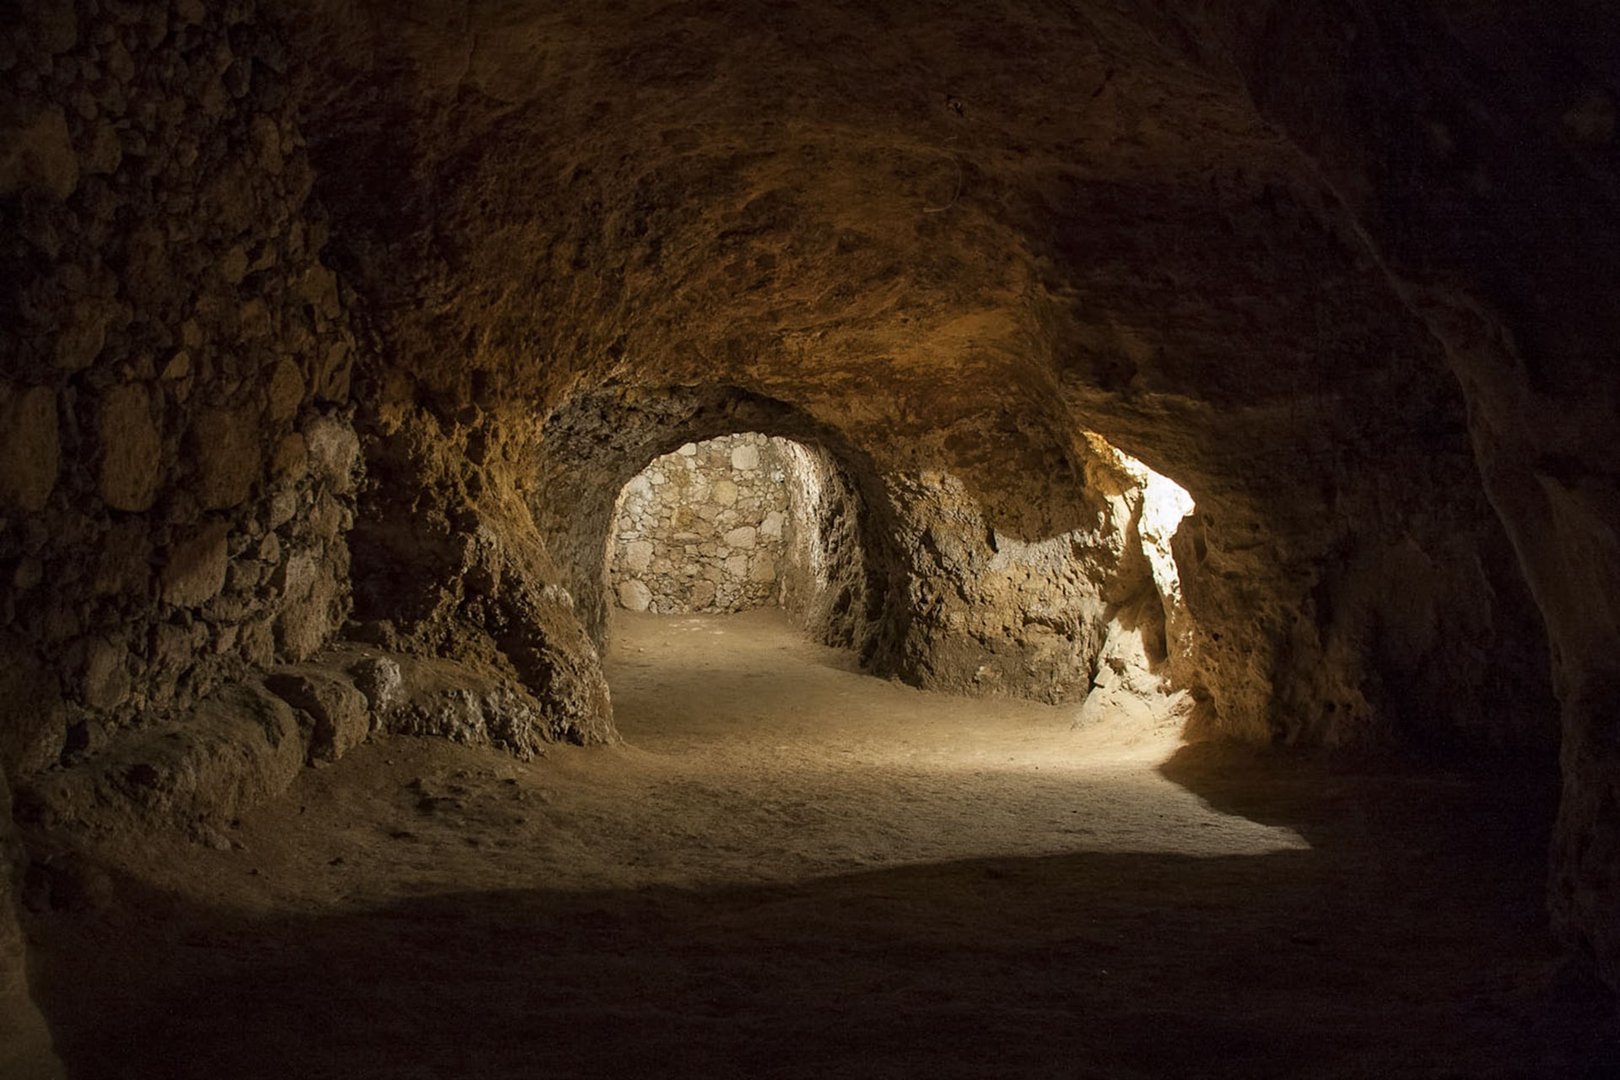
[0,0,361,779]
[610,434,793,614]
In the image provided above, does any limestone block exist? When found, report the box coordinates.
[267,358,305,421]
[724,526,757,549]
[618,579,652,611]
[264,668,370,764]
[161,523,230,607]
[678,443,698,456]
[93,523,151,596]
[625,540,655,574]
[725,553,749,579]
[0,387,59,512]
[731,443,760,469]
[749,556,778,583]
[13,559,41,591]
[97,385,162,512]
[26,0,76,53]
[309,491,345,541]
[194,407,260,510]
[761,510,785,538]
[712,478,738,506]
[690,580,717,608]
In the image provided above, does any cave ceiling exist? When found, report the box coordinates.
[294,0,1454,531]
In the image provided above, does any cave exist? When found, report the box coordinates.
[2,1,1618,1076]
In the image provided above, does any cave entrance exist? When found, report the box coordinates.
[608,433,802,615]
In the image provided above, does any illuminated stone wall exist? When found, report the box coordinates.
[609,434,792,613]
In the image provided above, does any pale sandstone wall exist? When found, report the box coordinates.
[609,434,790,614]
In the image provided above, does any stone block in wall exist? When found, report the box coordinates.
[618,579,652,612]
[0,386,59,512]
[624,540,654,574]
[267,358,305,421]
[161,523,230,607]
[97,383,162,511]
[54,299,114,372]
[275,548,344,661]
[194,406,261,510]
[272,433,308,481]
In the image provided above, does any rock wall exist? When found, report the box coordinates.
[1193,0,1620,985]
[776,440,887,658]
[609,434,791,614]
[0,0,360,777]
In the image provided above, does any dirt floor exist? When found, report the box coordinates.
[21,610,1619,1078]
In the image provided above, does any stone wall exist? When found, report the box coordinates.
[0,0,361,778]
[609,434,791,614]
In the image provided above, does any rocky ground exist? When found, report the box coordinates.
[21,610,1618,1078]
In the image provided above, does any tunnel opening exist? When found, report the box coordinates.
[534,385,909,680]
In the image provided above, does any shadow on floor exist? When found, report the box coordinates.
[26,743,1617,1080]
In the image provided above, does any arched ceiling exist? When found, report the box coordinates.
[292,0,1455,530]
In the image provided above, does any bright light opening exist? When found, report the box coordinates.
[1085,433,1196,607]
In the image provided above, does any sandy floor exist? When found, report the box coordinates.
[23,610,1617,1078]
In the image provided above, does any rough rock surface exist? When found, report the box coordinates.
[1,0,1616,1010]
[610,434,792,614]
[0,0,362,779]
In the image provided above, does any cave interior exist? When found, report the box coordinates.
[2,0,1619,1076]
